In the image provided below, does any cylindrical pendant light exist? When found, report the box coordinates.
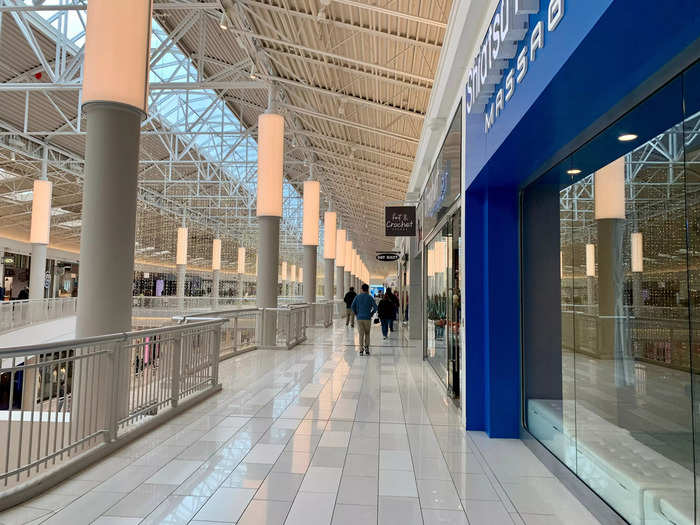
[30,179,52,245]
[586,243,595,277]
[324,212,337,259]
[595,157,625,220]
[336,229,346,266]
[346,240,353,272]
[256,113,285,217]
[290,264,297,283]
[212,238,222,271]
[83,0,152,113]
[299,267,303,283]
[631,232,643,273]
[281,261,287,281]
[302,180,320,245]
[237,246,246,274]
[176,227,188,265]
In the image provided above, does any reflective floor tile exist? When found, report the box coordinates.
[139,495,208,525]
[416,479,463,510]
[332,504,377,525]
[319,430,351,448]
[172,465,231,497]
[254,472,304,501]
[378,470,418,498]
[284,434,322,453]
[412,456,452,480]
[223,462,272,488]
[311,446,348,468]
[238,499,292,525]
[464,500,517,525]
[378,496,422,525]
[444,452,484,474]
[348,436,379,455]
[245,443,285,464]
[93,465,160,493]
[92,518,142,524]
[176,440,222,461]
[104,484,175,518]
[146,460,203,485]
[343,453,379,477]
[295,419,328,435]
[337,475,378,506]
[453,473,500,501]
[379,450,413,471]
[271,451,312,474]
[0,506,52,525]
[191,487,256,522]
[422,509,470,525]
[300,466,343,494]
[285,492,336,525]
[43,491,125,525]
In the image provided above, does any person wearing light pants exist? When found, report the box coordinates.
[351,283,377,355]
[343,286,357,327]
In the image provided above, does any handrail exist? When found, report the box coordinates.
[0,319,221,357]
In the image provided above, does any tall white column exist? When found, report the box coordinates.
[256,111,284,346]
[324,211,336,302]
[29,175,52,301]
[335,228,346,299]
[76,0,151,338]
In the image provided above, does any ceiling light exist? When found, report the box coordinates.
[10,152,16,161]
[219,12,229,30]
[249,65,257,80]
[618,133,638,142]
[566,169,581,175]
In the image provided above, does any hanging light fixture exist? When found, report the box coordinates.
[595,157,625,220]
[302,181,320,246]
[219,12,229,30]
[631,232,643,273]
[30,179,52,245]
[281,261,287,281]
[212,239,221,271]
[237,247,246,274]
[257,113,284,217]
[176,227,188,266]
[324,212,337,259]
[586,243,595,277]
[336,229,346,266]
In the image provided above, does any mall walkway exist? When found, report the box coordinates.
[0,322,600,525]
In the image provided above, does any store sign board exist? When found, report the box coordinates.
[376,253,400,262]
[465,0,565,134]
[385,206,416,237]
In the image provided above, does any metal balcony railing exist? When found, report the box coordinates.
[0,298,78,334]
[0,319,224,509]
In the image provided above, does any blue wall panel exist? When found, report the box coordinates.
[463,0,700,438]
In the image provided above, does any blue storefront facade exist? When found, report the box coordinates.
[458,0,700,522]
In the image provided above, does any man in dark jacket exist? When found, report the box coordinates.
[385,287,399,332]
[377,295,395,339]
[343,287,357,327]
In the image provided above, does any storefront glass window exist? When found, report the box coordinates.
[426,232,449,384]
[522,64,700,523]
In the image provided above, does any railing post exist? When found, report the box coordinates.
[211,324,221,387]
[171,331,182,408]
[233,316,239,354]
[105,340,121,443]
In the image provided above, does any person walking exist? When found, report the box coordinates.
[377,293,395,339]
[385,287,399,332]
[343,286,357,328]
[351,283,377,355]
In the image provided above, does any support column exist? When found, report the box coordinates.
[345,271,351,292]
[76,104,142,337]
[303,245,317,318]
[29,244,48,301]
[335,266,345,299]
[408,237,422,340]
[257,216,280,346]
[212,238,221,306]
[176,264,186,298]
[324,259,334,301]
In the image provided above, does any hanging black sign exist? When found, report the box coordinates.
[376,253,400,262]
[385,206,416,237]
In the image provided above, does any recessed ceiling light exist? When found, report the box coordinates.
[219,12,229,30]
[618,133,638,142]
[566,169,582,175]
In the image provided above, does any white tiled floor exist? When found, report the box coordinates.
[2,321,601,524]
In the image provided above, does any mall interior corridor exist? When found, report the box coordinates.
[0,323,597,525]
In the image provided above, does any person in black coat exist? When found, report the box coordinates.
[385,287,399,332]
[343,287,357,327]
[377,295,395,339]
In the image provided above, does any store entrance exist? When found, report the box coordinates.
[425,209,461,400]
